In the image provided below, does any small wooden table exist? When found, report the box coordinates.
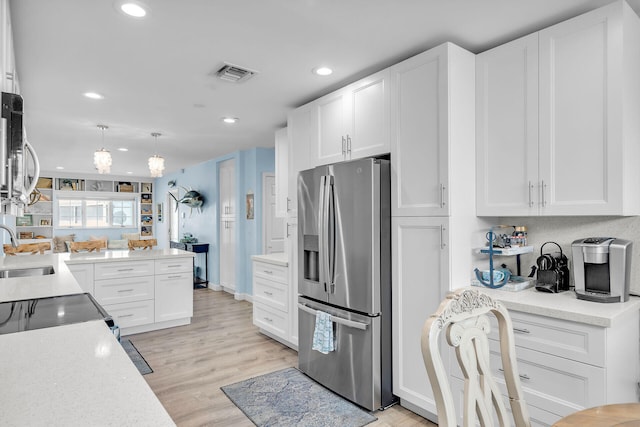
[553,403,640,426]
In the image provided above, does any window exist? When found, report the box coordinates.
[56,196,137,228]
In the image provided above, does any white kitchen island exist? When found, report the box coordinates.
[0,250,194,426]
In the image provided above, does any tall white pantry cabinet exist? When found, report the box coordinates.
[389,42,488,421]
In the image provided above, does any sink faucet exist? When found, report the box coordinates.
[0,225,18,248]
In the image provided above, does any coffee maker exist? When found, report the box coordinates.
[571,237,632,303]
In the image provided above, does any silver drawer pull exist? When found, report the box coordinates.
[264,291,273,296]
[117,289,134,293]
[499,368,530,381]
[117,268,135,272]
[119,314,134,318]
[167,265,182,268]
[264,317,273,322]
[168,275,182,279]
[263,270,273,274]
[513,327,530,334]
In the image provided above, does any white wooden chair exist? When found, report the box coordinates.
[421,288,531,427]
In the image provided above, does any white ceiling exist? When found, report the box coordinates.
[9,0,640,178]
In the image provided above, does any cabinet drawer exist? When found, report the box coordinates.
[94,276,155,305]
[155,257,192,274]
[489,310,605,366]
[253,304,288,339]
[103,300,154,329]
[95,260,154,280]
[450,376,563,427]
[254,276,288,312]
[451,342,605,417]
[253,261,287,282]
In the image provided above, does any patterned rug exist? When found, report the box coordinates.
[221,367,377,427]
[121,339,153,375]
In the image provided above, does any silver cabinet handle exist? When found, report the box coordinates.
[499,368,530,381]
[117,268,134,272]
[119,314,134,318]
[286,197,291,212]
[117,289,134,293]
[264,291,273,296]
[263,270,273,274]
[513,327,530,334]
[346,135,352,155]
[286,223,291,238]
[263,317,273,322]
[528,181,534,207]
[440,225,446,249]
[541,180,547,207]
[341,136,346,156]
[440,183,446,208]
[168,275,182,279]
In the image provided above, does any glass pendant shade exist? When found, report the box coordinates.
[148,154,165,177]
[94,148,112,174]
[148,132,164,177]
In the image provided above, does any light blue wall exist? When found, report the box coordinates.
[154,147,275,298]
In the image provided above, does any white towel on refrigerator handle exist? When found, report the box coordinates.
[312,310,335,354]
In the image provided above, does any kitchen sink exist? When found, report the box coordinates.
[0,265,55,278]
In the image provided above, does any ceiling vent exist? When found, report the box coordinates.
[216,63,257,83]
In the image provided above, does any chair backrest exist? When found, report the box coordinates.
[128,238,157,250]
[68,241,102,253]
[3,242,51,256]
[421,288,531,427]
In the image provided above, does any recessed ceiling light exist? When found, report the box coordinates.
[313,67,333,76]
[222,117,238,124]
[56,166,64,170]
[118,1,148,18]
[118,147,128,152]
[84,92,104,100]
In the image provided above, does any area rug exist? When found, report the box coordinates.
[121,339,153,375]
[221,367,377,427]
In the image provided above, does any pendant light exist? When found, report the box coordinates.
[148,132,165,177]
[93,125,112,174]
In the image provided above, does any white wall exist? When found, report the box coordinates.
[497,216,640,295]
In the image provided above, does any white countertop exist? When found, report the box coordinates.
[0,251,182,426]
[251,252,288,266]
[0,320,174,427]
[473,286,640,327]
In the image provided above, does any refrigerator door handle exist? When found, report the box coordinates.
[318,175,327,292]
[327,175,336,293]
[298,303,368,331]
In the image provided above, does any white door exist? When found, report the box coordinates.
[392,216,449,416]
[476,33,539,216]
[263,174,285,253]
[538,5,620,215]
[167,189,180,242]
[389,45,449,217]
[220,218,235,291]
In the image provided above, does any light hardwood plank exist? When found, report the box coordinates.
[129,288,436,426]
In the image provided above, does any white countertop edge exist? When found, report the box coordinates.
[463,286,640,327]
[64,248,195,264]
[0,320,175,426]
[251,252,288,266]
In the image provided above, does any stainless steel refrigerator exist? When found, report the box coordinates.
[297,157,394,411]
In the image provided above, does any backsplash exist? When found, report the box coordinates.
[497,216,640,296]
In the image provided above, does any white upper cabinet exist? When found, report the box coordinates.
[311,69,390,166]
[274,127,288,218]
[476,34,539,216]
[477,0,640,216]
[390,43,476,217]
[287,104,312,218]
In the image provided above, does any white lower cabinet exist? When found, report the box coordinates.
[155,258,193,322]
[67,263,94,294]
[449,308,639,426]
[66,254,194,336]
[252,256,295,348]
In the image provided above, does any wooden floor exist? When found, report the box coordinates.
[129,288,436,427]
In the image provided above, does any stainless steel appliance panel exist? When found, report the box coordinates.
[298,296,381,410]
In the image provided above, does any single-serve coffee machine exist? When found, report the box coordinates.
[571,237,632,303]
